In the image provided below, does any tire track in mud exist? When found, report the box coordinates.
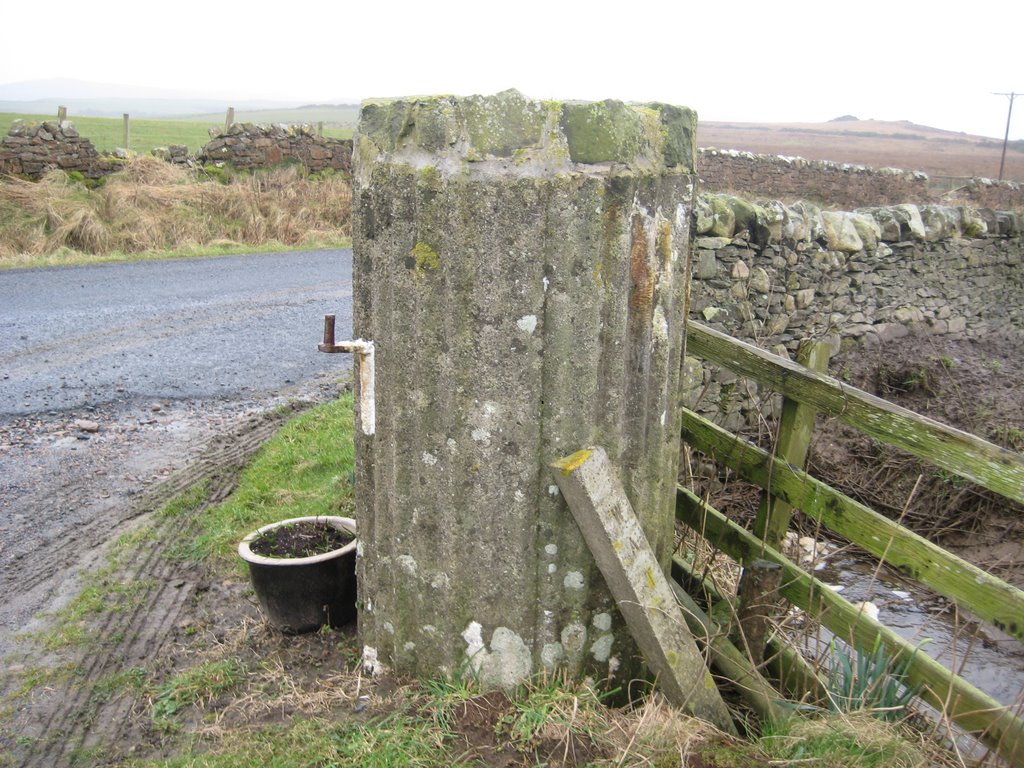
[4,402,310,768]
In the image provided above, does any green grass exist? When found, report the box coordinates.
[185,393,356,568]
[1,112,214,155]
[132,713,459,768]
[1,234,353,272]
[0,111,353,156]
[150,660,245,734]
[156,481,211,522]
[758,712,926,767]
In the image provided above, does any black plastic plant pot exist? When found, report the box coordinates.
[238,515,357,634]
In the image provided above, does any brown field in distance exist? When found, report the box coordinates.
[698,118,1024,183]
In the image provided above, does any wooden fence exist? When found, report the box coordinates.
[676,320,1024,765]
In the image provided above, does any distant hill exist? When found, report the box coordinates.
[698,118,1024,183]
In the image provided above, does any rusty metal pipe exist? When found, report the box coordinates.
[317,314,375,435]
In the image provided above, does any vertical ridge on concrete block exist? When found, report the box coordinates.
[352,90,698,685]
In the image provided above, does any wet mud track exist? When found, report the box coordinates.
[0,398,351,766]
[0,250,355,764]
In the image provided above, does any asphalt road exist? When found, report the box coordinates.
[0,248,354,651]
[0,249,354,416]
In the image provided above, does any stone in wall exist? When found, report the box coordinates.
[689,192,1024,430]
[151,144,193,167]
[197,123,352,174]
[0,120,120,179]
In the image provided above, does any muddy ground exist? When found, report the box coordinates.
[0,373,362,766]
[1,334,1022,767]
[814,333,1024,587]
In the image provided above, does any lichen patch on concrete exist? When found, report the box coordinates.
[563,570,585,590]
[463,621,533,688]
[516,314,538,334]
[590,634,614,662]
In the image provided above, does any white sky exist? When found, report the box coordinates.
[1,0,1021,139]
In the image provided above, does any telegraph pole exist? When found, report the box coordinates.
[994,92,1017,181]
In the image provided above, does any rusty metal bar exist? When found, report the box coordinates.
[317,314,375,436]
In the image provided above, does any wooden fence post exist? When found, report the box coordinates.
[734,559,782,664]
[225,106,235,132]
[122,113,130,151]
[57,105,67,122]
[317,121,324,137]
[753,338,832,549]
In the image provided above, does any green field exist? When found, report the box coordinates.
[183,104,359,131]
[1,109,355,156]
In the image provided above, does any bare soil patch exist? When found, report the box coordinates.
[249,520,354,559]
[699,119,1024,182]
[814,334,1024,586]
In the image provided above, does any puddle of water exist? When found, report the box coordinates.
[809,554,1024,711]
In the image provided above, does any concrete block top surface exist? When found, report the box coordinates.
[354,89,697,178]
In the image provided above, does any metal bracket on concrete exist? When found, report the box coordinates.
[318,314,375,436]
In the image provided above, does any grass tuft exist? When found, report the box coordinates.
[758,712,927,767]
[150,660,245,733]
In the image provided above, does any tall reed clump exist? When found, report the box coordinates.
[0,157,352,266]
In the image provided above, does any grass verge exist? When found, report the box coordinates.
[0,157,352,270]
[0,236,352,271]
[183,394,356,569]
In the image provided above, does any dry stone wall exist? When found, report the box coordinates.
[698,148,1024,212]
[685,193,1024,431]
[943,176,1024,212]
[0,120,120,179]
[198,123,352,174]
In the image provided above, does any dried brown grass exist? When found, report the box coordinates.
[0,158,352,265]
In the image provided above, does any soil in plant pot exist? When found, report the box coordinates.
[250,520,353,558]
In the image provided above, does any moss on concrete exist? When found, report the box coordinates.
[357,91,695,171]
[410,241,441,273]
[647,103,697,171]
[559,100,644,164]
[461,89,547,158]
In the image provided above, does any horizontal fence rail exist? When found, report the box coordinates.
[680,320,1024,765]
[677,488,1024,765]
[686,321,1024,505]
[681,407,1024,644]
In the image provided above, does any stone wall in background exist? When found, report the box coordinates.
[197,123,352,174]
[0,120,120,179]
[698,148,1024,213]
[684,193,1024,430]
[942,176,1024,211]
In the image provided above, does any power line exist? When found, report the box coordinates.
[993,91,1018,181]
